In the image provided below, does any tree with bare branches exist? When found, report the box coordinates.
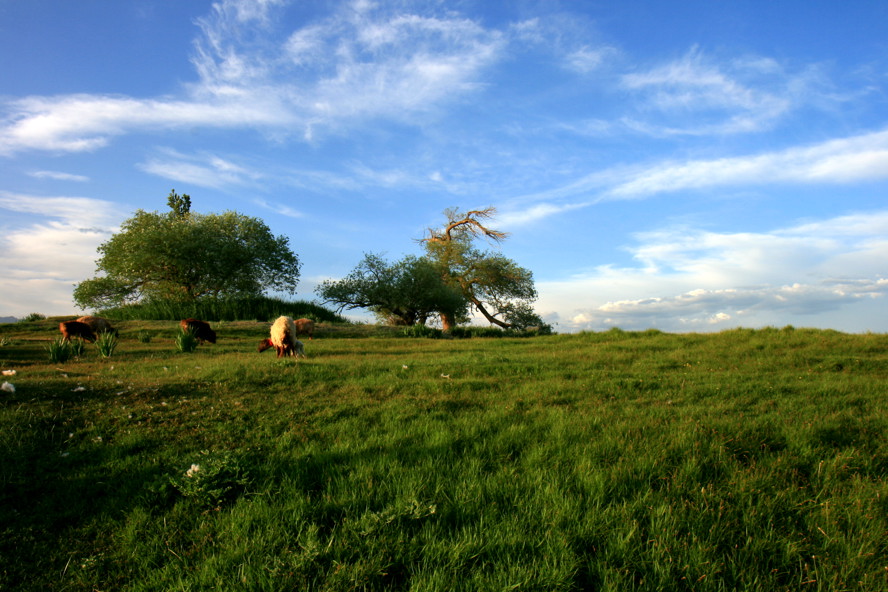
[421,207,545,331]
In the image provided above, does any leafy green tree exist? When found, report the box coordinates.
[167,189,191,218]
[422,207,544,331]
[73,195,301,309]
[316,253,465,326]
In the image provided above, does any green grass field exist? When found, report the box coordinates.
[1,320,886,591]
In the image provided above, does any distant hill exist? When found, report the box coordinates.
[0,316,18,324]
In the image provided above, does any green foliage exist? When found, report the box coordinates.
[73,196,301,309]
[17,313,45,323]
[168,450,251,508]
[175,328,199,353]
[136,330,152,344]
[45,337,82,363]
[422,208,547,330]
[402,324,443,338]
[94,332,118,358]
[97,296,343,323]
[166,189,191,218]
[317,253,466,325]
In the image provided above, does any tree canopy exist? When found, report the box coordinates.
[316,253,466,326]
[73,191,301,309]
[318,207,547,331]
[421,207,542,330]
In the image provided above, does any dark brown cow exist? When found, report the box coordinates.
[59,320,97,343]
[76,316,119,337]
[179,318,217,344]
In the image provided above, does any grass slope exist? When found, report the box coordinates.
[1,322,886,591]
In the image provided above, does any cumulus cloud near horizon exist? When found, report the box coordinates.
[536,210,888,333]
[0,194,124,317]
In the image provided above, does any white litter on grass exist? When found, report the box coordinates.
[2,369,16,376]
[440,374,451,379]
[1,381,15,393]
[72,386,86,392]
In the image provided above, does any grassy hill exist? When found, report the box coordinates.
[1,322,886,590]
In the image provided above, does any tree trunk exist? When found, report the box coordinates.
[440,312,456,332]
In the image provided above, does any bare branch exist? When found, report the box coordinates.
[422,207,509,245]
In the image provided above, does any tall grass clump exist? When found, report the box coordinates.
[403,324,443,338]
[175,327,199,353]
[94,332,118,358]
[45,337,82,363]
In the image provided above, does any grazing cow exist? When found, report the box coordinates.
[179,318,217,344]
[293,318,315,340]
[59,320,97,343]
[258,337,306,358]
[76,316,119,337]
[258,316,306,358]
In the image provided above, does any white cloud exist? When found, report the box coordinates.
[0,194,124,316]
[139,149,264,188]
[536,211,888,333]
[609,128,888,198]
[497,202,592,227]
[0,94,292,155]
[0,2,508,156]
[500,126,888,228]
[565,46,618,73]
[254,198,305,219]
[28,170,90,182]
[620,46,812,135]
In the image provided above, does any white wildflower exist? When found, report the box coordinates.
[186,464,201,478]
[402,365,408,370]
[1,381,15,393]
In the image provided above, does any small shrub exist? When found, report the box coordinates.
[18,313,45,323]
[175,328,199,353]
[0,337,11,347]
[136,330,152,344]
[95,332,118,358]
[169,450,252,508]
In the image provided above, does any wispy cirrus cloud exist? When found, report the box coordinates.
[0,94,292,155]
[619,46,819,136]
[608,127,888,198]
[139,149,264,189]
[500,126,888,227]
[0,0,508,156]
[27,170,90,182]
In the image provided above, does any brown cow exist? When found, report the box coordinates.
[179,318,217,344]
[293,318,315,340]
[76,316,119,336]
[59,320,97,343]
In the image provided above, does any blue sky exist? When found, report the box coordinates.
[1,0,887,332]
